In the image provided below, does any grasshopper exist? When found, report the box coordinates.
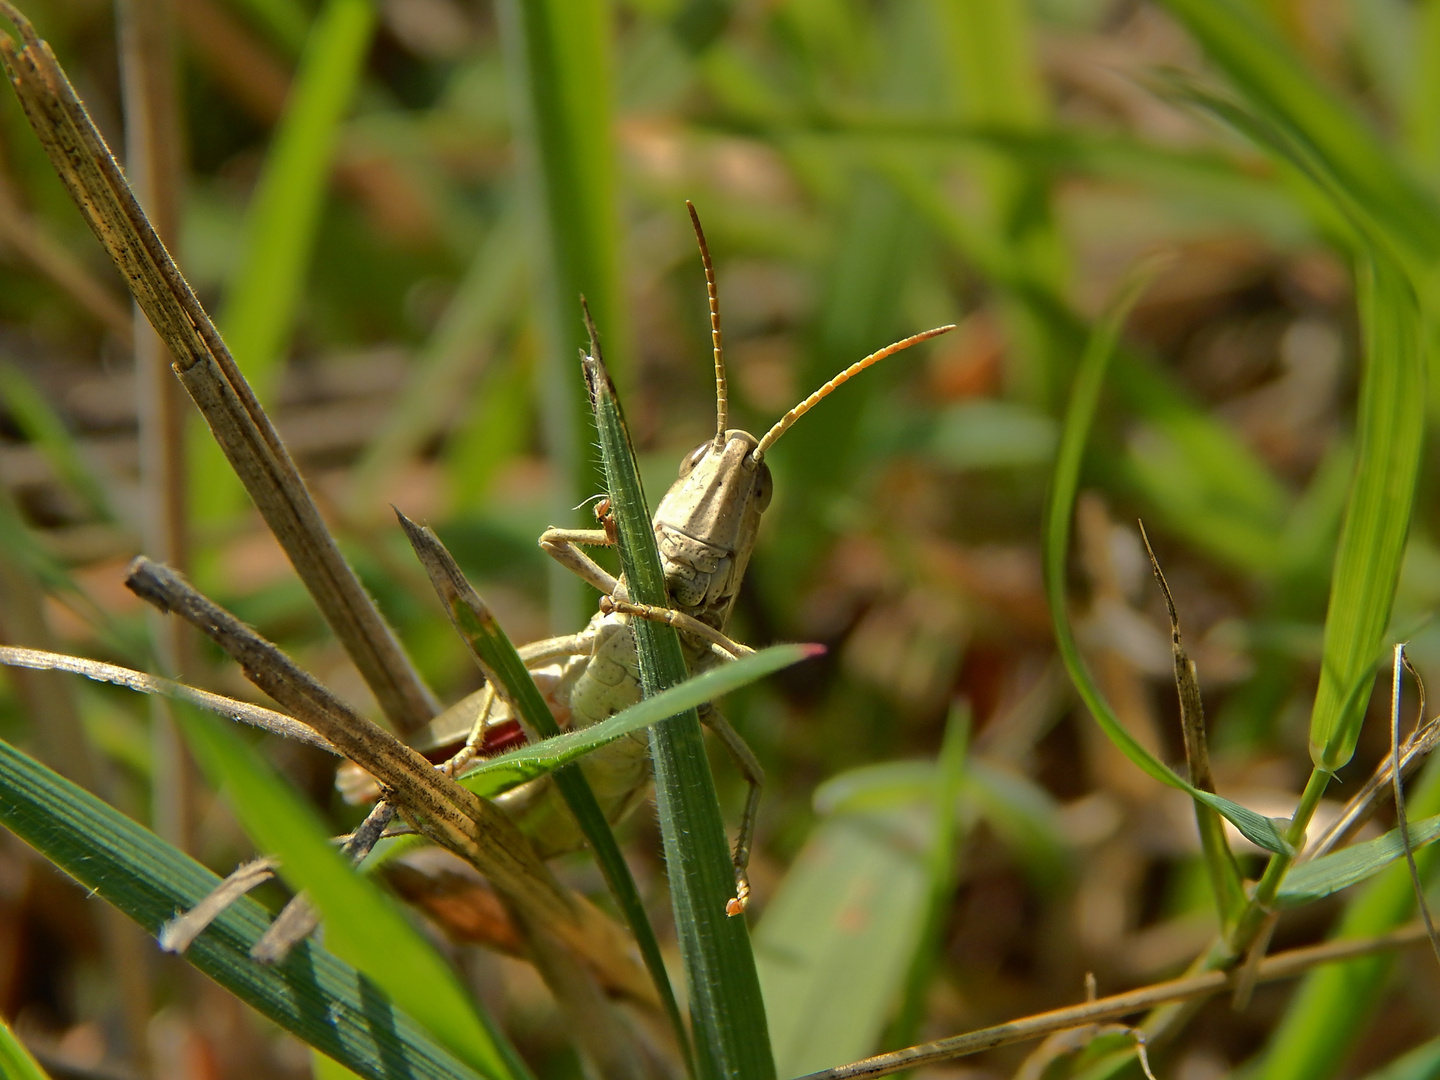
[345,205,952,913]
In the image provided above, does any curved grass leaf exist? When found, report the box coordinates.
[1043,262,1291,860]
[1154,0,1440,267]
[1278,814,1440,906]
[176,709,530,1080]
[459,643,817,797]
[0,737,492,1080]
[584,347,776,1080]
[1304,257,1425,770]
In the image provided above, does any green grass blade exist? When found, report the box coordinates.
[940,0,1067,406]
[1254,755,1440,1080]
[219,0,374,405]
[198,0,375,523]
[460,644,819,797]
[496,0,622,598]
[1277,813,1440,906]
[754,802,934,1076]
[0,361,112,521]
[176,709,531,1080]
[0,736,493,1080]
[583,346,776,1080]
[1044,262,1291,863]
[349,205,526,512]
[1156,0,1440,264]
[229,0,311,55]
[1308,255,1425,770]
[884,703,969,1052]
[0,1012,52,1080]
[1408,0,1440,174]
[397,512,694,1071]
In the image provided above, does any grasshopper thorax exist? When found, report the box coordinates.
[652,430,772,629]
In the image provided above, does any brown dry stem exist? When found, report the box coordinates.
[123,558,653,1002]
[796,921,1437,1080]
[0,2,437,734]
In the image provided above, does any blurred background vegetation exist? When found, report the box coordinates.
[2,0,1440,1078]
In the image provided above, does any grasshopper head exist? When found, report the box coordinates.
[652,431,772,629]
[658,202,954,633]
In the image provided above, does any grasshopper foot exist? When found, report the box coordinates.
[726,874,750,917]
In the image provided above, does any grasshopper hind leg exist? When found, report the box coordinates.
[699,703,764,915]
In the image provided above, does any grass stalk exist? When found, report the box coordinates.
[583,333,775,1080]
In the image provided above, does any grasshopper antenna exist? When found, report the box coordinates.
[752,324,956,461]
[687,200,728,448]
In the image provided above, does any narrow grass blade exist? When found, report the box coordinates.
[1043,262,1292,858]
[0,644,334,751]
[176,706,531,1080]
[459,644,817,796]
[1144,531,1246,927]
[219,0,374,406]
[200,0,376,522]
[1408,0,1440,174]
[496,0,622,612]
[1278,814,1440,906]
[0,737,493,1080]
[0,362,112,520]
[584,341,776,1080]
[0,1014,52,1080]
[1307,254,1425,770]
[349,206,526,514]
[397,512,694,1070]
[884,703,969,1052]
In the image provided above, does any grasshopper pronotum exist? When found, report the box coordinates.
[345,205,953,913]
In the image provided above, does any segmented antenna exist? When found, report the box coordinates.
[753,324,956,460]
[687,201,728,445]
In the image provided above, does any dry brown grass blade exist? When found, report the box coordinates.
[123,557,656,1002]
[158,857,278,953]
[250,801,396,964]
[0,644,334,750]
[0,2,438,735]
[1138,522,1212,792]
[793,922,1438,1080]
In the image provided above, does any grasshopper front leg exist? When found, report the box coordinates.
[539,526,620,597]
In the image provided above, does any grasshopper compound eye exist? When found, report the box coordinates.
[679,441,710,478]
